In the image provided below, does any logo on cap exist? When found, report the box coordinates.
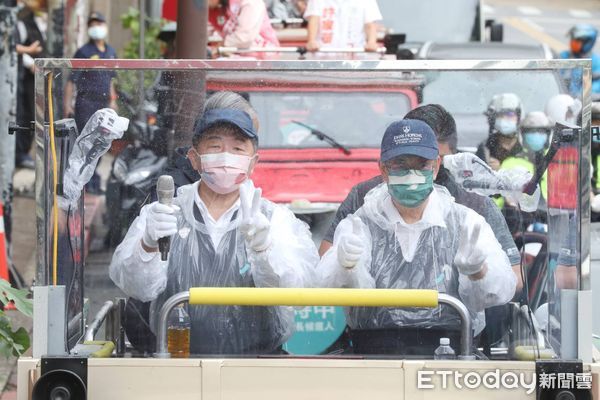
[403,125,410,133]
[393,132,423,145]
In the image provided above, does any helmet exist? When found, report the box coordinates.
[568,24,598,55]
[520,112,553,152]
[545,94,582,125]
[486,93,523,136]
[521,111,553,130]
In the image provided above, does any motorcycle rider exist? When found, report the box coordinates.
[476,93,524,171]
[559,24,600,95]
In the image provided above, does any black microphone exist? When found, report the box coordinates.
[156,175,175,261]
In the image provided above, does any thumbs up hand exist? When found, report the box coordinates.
[337,216,366,269]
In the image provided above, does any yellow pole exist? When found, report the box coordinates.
[188,288,438,308]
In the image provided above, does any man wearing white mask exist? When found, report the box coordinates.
[318,119,516,355]
[63,11,118,193]
[110,105,318,355]
[64,12,117,132]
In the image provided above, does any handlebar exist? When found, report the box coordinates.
[84,300,114,342]
[155,288,474,359]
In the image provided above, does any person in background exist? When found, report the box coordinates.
[266,0,307,20]
[209,0,280,49]
[476,93,524,171]
[318,119,516,355]
[15,0,47,169]
[559,24,600,96]
[304,0,382,52]
[63,11,118,194]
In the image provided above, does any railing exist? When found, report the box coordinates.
[155,288,474,359]
[217,46,387,57]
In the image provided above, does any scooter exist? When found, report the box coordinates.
[104,91,168,248]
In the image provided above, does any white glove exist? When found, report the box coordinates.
[453,213,487,276]
[239,185,272,252]
[337,216,365,269]
[142,202,179,249]
[592,193,600,213]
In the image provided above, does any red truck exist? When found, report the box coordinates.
[207,72,423,223]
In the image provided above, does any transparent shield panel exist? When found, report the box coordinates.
[34,60,589,360]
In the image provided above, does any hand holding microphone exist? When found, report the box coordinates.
[142,175,178,260]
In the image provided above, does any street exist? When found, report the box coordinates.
[486,0,600,53]
[2,0,600,397]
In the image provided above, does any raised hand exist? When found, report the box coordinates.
[239,185,271,252]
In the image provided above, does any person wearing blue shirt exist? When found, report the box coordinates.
[64,11,118,132]
[559,24,600,96]
[64,11,118,193]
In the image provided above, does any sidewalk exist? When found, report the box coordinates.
[0,168,36,399]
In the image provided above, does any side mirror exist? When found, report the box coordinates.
[485,19,504,42]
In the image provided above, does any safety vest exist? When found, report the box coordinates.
[493,154,548,209]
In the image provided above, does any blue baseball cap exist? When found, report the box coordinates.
[88,11,106,25]
[193,108,258,140]
[380,119,439,162]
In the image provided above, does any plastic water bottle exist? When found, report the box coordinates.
[167,304,190,358]
[433,337,456,360]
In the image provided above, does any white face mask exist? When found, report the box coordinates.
[495,118,518,136]
[88,25,107,41]
[197,151,253,194]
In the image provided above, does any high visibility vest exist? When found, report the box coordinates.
[493,154,548,209]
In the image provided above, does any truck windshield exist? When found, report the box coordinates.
[250,91,412,148]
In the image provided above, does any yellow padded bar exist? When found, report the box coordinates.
[189,288,439,308]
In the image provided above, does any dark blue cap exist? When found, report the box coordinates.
[88,11,106,25]
[380,119,438,162]
[194,108,257,140]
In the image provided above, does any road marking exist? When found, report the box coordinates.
[569,9,592,18]
[482,4,495,14]
[523,17,545,32]
[502,17,567,53]
[518,6,542,16]
[529,16,600,25]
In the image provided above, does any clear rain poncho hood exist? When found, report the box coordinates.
[317,183,516,336]
[109,179,318,355]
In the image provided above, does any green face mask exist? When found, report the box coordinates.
[388,169,434,208]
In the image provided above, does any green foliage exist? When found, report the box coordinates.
[118,8,164,115]
[120,7,163,60]
[0,280,32,357]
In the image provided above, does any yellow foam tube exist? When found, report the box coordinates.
[189,288,438,308]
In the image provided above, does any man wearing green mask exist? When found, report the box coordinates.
[318,119,516,355]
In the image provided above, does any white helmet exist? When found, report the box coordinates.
[521,111,553,130]
[486,93,523,136]
[544,94,582,125]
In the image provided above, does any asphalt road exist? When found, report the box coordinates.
[486,0,600,53]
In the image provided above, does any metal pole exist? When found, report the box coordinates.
[47,0,65,57]
[155,291,190,357]
[83,300,114,342]
[438,294,474,359]
[0,0,17,218]
[139,0,145,59]
[172,0,207,151]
